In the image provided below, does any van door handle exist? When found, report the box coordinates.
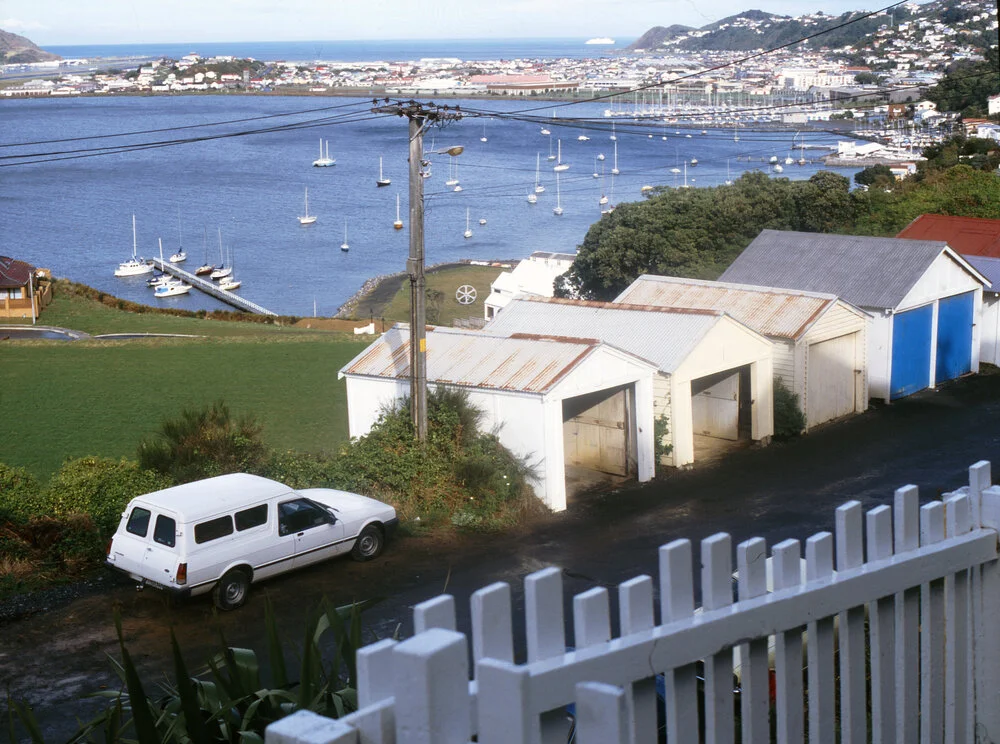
[297,532,305,537]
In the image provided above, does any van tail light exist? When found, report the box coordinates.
[105,538,114,558]
[176,563,187,585]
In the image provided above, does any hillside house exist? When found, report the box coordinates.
[339,325,658,512]
[486,297,774,471]
[483,251,575,320]
[614,275,870,430]
[720,230,988,401]
[0,256,47,319]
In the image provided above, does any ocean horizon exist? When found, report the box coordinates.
[45,38,635,63]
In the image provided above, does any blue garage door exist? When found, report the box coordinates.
[936,291,975,383]
[890,304,933,400]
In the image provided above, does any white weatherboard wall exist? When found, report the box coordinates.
[983,294,1000,365]
[343,348,655,512]
[797,303,869,427]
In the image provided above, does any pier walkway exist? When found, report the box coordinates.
[149,259,276,316]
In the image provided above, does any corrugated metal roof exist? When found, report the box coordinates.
[897,215,1000,258]
[614,275,842,340]
[964,255,1000,289]
[485,297,723,373]
[339,325,611,394]
[719,230,981,309]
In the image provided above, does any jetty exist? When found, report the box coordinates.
[149,259,276,316]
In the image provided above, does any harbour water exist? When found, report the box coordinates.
[0,95,857,317]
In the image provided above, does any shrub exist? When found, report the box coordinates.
[260,450,340,489]
[43,456,172,536]
[137,399,268,484]
[773,378,806,440]
[0,464,42,522]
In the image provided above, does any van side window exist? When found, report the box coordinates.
[278,499,330,536]
[195,516,234,544]
[126,507,151,537]
[235,504,267,531]
[153,515,177,547]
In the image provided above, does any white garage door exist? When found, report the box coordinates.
[807,333,858,426]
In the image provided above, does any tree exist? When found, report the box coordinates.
[854,164,893,187]
[854,72,879,86]
[137,400,267,484]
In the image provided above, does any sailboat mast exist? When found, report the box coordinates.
[132,214,137,258]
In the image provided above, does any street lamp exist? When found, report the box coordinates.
[407,114,463,441]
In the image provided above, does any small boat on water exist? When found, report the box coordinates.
[553,172,563,216]
[169,211,186,262]
[341,220,349,252]
[195,227,216,276]
[540,127,550,136]
[597,153,605,161]
[611,141,620,176]
[480,123,488,143]
[147,273,170,287]
[376,156,391,187]
[154,280,191,297]
[479,218,487,226]
[464,209,473,239]
[641,185,654,193]
[211,229,232,280]
[114,215,153,277]
[445,159,459,188]
[313,139,335,167]
[218,242,240,290]
[393,193,404,230]
[577,135,589,141]
[533,153,545,194]
[298,187,317,225]
[527,188,537,204]
[553,140,569,172]
[690,158,699,167]
[609,122,617,141]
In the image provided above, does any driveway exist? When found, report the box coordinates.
[3,371,999,740]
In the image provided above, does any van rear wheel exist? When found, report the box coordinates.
[213,569,250,611]
[352,524,384,561]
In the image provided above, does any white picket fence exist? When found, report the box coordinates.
[267,461,1000,744]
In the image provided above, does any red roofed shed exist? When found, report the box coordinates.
[898,215,1000,258]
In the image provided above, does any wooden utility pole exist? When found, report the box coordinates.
[372,100,463,441]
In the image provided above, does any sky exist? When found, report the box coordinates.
[2,0,917,45]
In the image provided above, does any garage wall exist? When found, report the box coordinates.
[898,252,983,312]
[798,303,869,426]
[691,370,740,440]
[982,295,1000,366]
[867,314,893,401]
[653,373,672,463]
[772,342,795,388]
[345,377,410,438]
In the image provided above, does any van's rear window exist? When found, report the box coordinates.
[154,515,176,547]
[126,507,151,537]
[235,504,268,531]
[195,516,234,544]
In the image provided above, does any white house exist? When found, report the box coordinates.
[338,325,658,512]
[720,230,989,401]
[486,297,774,469]
[614,275,870,430]
[483,251,575,320]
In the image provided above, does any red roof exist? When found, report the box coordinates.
[897,215,1000,258]
[0,256,34,288]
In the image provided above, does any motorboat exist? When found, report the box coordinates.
[154,281,191,297]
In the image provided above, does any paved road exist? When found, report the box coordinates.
[4,371,1000,739]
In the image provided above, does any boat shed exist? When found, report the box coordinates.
[486,297,774,470]
[614,275,870,430]
[338,325,658,512]
[720,230,989,401]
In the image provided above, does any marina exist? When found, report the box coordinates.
[148,258,276,315]
[1,95,860,318]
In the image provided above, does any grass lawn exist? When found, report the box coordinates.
[0,334,370,479]
[351,264,503,325]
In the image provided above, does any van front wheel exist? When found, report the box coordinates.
[213,569,250,610]
[352,524,384,561]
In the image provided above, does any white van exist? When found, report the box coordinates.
[105,473,398,610]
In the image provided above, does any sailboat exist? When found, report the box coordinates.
[611,140,620,176]
[527,188,537,204]
[480,122,488,143]
[798,135,807,166]
[464,209,473,239]
[298,187,317,225]
[553,172,563,216]
[546,136,556,162]
[452,160,463,192]
[445,159,459,188]
[534,153,545,194]
[610,122,617,141]
[540,126,551,135]
[195,228,216,275]
[169,211,186,263]
[553,139,569,172]
[376,156,391,187]
[599,163,608,205]
[114,215,154,277]
[218,243,241,291]
[341,220,349,252]
[313,139,335,167]
[593,159,600,179]
[211,229,232,280]
[393,194,404,230]
[725,159,733,186]
[153,239,191,296]
[679,162,690,189]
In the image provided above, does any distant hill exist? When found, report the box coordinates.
[627,0,990,54]
[0,29,61,63]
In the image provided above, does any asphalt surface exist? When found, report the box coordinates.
[4,370,1000,739]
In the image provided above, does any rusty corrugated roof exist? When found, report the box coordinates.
[614,275,842,340]
[339,325,608,394]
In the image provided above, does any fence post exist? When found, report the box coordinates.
[575,682,629,744]
[968,461,991,738]
[573,587,610,649]
[356,639,397,707]
[894,485,920,744]
[702,533,734,744]
[660,539,698,744]
[976,485,1000,742]
[525,567,566,744]
[413,595,456,633]
[945,494,972,744]
[806,532,835,744]
[265,710,357,744]
[866,504,895,744]
[921,501,946,744]
[619,575,657,744]
[471,582,514,664]
[392,628,469,744]
[476,659,534,744]
[836,501,866,744]
[737,537,769,744]
[773,538,804,744]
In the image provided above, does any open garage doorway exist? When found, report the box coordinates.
[691,365,753,464]
[562,384,637,497]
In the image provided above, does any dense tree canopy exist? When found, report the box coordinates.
[925,47,1000,118]
[558,164,1000,300]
